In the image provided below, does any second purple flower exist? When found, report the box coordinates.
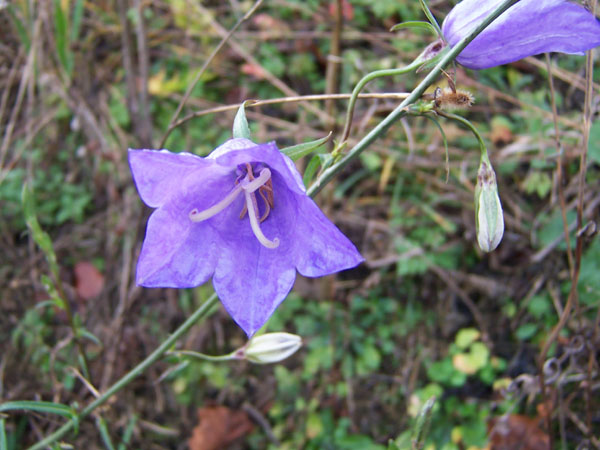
[443,0,600,69]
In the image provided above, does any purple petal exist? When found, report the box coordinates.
[137,206,219,288]
[293,198,364,277]
[443,0,600,69]
[128,149,212,208]
[213,243,297,337]
[136,160,234,287]
[212,175,299,336]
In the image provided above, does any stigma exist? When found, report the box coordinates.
[189,164,280,249]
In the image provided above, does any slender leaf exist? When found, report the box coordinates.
[280,132,332,161]
[117,415,137,450]
[0,401,76,420]
[302,154,323,187]
[53,0,72,76]
[79,329,102,346]
[411,396,435,449]
[418,0,443,37]
[232,102,251,140]
[0,419,7,450]
[390,21,437,36]
[70,0,85,43]
[7,5,30,51]
[96,417,116,450]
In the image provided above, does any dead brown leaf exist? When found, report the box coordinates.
[74,261,104,300]
[488,414,550,450]
[188,405,254,450]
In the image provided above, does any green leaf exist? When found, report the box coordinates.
[411,396,435,450]
[96,417,116,450]
[516,323,538,341]
[53,0,72,76]
[455,328,480,350]
[302,154,323,187]
[390,21,437,36]
[79,329,102,346]
[22,184,59,276]
[117,415,138,450]
[0,401,77,420]
[70,0,85,43]
[280,132,332,161]
[0,418,7,450]
[232,102,251,140]
[7,5,30,51]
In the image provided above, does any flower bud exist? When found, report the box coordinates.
[474,158,504,252]
[241,332,302,364]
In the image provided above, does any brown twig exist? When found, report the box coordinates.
[170,92,410,132]
[133,0,153,146]
[324,0,343,129]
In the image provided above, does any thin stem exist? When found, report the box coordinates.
[29,293,220,450]
[167,350,239,362]
[538,6,596,446]
[436,111,487,159]
[171,93,411,132]
[307,0,520,198]
[339,59,423,143]
[545,53,573,276]
[159,0,264,148]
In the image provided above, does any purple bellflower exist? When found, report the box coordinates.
[442,0,600,69]
[129,138,363,336]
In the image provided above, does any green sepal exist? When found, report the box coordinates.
[417,46,451,72]
[232,101,251,140]
[280,132,332,161]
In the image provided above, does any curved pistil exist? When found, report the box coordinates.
[189,167,280,249]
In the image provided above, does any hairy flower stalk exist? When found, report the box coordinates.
[442,0,600,69]
[129,139,363,336]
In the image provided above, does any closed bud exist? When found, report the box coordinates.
[240,332,302,364]
[474,158,504,252]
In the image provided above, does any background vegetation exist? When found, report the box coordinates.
[1,0,598,448]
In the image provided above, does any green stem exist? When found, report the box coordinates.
[437,110,489,161]
[307,0,519,198]
[340,59,423,143]
[167,350,239,362]
[29,293,220,450]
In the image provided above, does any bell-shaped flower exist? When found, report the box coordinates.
[442,0,600,69]
[129,138,363,336]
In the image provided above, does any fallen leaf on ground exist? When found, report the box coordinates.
[74,261,104,300]
[188,405,254,450]
[488,414,550,450]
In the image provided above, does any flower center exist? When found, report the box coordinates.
[188,163,280,249]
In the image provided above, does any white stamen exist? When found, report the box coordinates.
[244,190,280,249]
[189,184,243,222]
[242,168,271,193]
